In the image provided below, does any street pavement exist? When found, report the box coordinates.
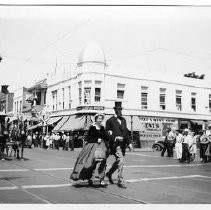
[0,147,211,204]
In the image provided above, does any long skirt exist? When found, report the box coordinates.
[70,141,107,181]
[175,142,182,159]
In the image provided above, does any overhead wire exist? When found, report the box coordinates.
[1,19,90,66]
[24,19,90,62]
[108,47,211,63]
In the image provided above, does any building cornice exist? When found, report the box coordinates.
[105,73,211,90]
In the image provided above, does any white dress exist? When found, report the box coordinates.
[189,136,197,154]
[175,133,183,159]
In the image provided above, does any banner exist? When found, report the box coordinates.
[138,116,178,140]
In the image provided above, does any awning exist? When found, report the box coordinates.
[189,120,205,124]
[52,116,69,132]
[26,122,43,131]
[59,114,93,131]
[47,116,62,126]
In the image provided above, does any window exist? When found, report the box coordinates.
[209,94,211,113]
[95,88,101,102]
[17,101,19,113]
[176,90,182,111]
[117,83,125,99]
[141,86,148,109]
[191,92,196,112]
[20,101,22,112]
[160,88,166,110]
[78,82,82,105]
[117,90,124,99]
[141,93,148,109]
[84,80,92,104]
[36,91,41,105]
[52,90,58,111]
[84,88,91,104]
[44,91,46,105]
[68,86,71,109]
[62,88,65,109]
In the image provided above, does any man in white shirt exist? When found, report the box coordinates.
[166,128,176,158]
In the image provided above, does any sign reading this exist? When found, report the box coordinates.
[138,116,178,140]
[76,106,104,111]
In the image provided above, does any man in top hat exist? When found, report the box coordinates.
[105,102,133,189]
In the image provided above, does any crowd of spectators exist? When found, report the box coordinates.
[26,131,82,151]
[161,126,211,163]
[0,125,85,160]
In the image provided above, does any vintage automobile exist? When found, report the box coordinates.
[152,140,165,151]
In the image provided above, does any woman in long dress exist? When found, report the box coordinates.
[175,129,183,160]
[70,113,109,187]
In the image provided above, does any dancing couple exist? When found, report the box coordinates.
[70,102,133,189]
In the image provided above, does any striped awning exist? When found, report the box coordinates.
[47,116,62,126]
[59,114,93,131]
[52,116,69,132]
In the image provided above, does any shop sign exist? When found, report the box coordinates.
[138,116,178,140]
[76,106,104,111]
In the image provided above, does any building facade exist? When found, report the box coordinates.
[45,43,211,147]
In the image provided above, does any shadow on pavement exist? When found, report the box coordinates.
[73,181,109,189]
[0,176,27,181]
[4,157,30,161]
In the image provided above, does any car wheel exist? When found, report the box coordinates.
[154,144,161,151]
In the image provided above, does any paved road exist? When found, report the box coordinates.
[0,147,210,204]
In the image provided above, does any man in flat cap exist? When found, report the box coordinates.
[105,102,133,189]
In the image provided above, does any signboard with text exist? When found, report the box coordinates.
[138,116,178,140]
[76,106,104,111]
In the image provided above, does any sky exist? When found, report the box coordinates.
[1,4,211,92]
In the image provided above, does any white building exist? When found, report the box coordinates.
[13,87,32,121]
[46,42,211,147]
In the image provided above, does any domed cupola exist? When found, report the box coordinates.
[77,42,106,67]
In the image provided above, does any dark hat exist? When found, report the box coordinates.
[113,102,123,110]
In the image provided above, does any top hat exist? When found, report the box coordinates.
[113,102,123,110]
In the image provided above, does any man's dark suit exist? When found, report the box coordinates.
[105,115,131,185]
[106,116,131,156]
